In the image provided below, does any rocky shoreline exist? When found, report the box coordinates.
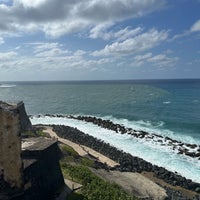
[70,115,200,160]
[31,114,200,199]
[36,114,200,160]
[50,124,200,195]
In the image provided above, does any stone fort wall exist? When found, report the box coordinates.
[0,102,23,191]
[0,101,65,199]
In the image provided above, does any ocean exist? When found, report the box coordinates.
[0,79,200,182]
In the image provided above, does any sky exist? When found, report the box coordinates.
[0,0,200,81]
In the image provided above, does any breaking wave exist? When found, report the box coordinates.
[30,115,200,183]
[0,84,16,88]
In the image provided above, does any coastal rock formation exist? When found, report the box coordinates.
[52,124,200,195]
[39,114,200,160]
[69,115,200,160]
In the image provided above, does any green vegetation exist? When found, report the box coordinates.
[36,130,50,137]
[80,157,95,168]
[61,163,136,200]
[21,129,50,138]
[60,144,137,200]
[21,130,37,138]
[32,132,137,200]
[61,145,79,158]
[60,144,95,168]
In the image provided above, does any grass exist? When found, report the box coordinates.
[60,144,137,200]
[61,145,79,158]
[80,157,95,168]
[60,144,95,168]
[61,163,137,200]
[21,130,37,138]
[21,130,50,138]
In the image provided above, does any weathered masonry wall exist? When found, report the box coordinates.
[0,102,23,190]
[22,138,65,200]
[16,101,32,132]
[0,101,65,199]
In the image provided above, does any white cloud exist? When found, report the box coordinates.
[89,25,143,41]
[0,37,4,44]
[191,19,200,32]
[43,20,91,38]
[114,27,143,42]
[74,50,86,56]
[29,42,70,58]
[33,42,61,52]
[14,0,47,8]
[0,42,179,80]
[148,54,178,66]
[132,52,179,67]
[12,23,39,34]
[169,19,200,42]
[78,0,165,22]
[0,51,17,61]
[89,22,114,40]
[0,0,166,38]
[92,29,168,56]
[0,42,115,73]
[35,48,67,57]
[134,53,153,61]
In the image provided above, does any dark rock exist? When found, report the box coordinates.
[68,115,199,161]
[195,187,200,193]
[51,124,200,194]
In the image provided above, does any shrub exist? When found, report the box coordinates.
[62,164,137,200]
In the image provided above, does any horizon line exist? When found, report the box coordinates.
[1,78,200,82]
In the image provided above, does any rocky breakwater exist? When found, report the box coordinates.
[51,124,200,195]
[69,115,200,160]
[41,114,200,160]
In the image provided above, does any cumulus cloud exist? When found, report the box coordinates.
[29,43,109,70]
[0,0,166,37]
[89,22,114,40]
[0,42,178,79]
[0,42,114,73]
[32,42,70,57]
[34,42,61,50]
[92,29,168,56]
[0,51,17,61]
[190,19,200,32]
[90,25,143,41]
[132,52,179,67]
[42,20,91,38]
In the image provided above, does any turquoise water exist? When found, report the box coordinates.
[1,79,200,140]
[1,79,200,182]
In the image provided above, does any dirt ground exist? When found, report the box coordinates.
[42,126,118,167]
[90,168,167,200]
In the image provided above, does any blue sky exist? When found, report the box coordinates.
[0,0,200,81]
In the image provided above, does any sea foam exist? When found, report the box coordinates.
[0,84,16,88]
[100,115,200,144]
[30,115,200,183]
